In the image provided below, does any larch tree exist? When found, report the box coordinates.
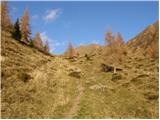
[33,32,43,51]
[44,40,50,54]
[105,29,124,73]
[115,32,125,48]
[105,28,115,47]
[115,32,126,61]
[20,8,31,43]
[1,1,12,31]
[66,42,75,58]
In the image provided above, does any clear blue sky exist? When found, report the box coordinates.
[8,1,158,54]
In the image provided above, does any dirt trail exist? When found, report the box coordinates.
[64,84,84,118]
[31,57,85,118]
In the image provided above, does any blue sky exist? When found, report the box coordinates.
[8,1,158,54]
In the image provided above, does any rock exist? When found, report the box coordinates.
[68,71,81,78]
[68,57,77,62]
[89,84,106,91]
[68,67,82,78]
[101,63,114,72]
[101,63,123,72]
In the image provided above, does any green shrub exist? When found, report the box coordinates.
[28,40,34,47]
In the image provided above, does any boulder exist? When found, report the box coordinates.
[101,63,123,72]
[101,63,114,72]
[68,67,82,78]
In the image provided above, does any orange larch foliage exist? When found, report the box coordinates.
[33,32,43,51]
[105,28,115,46]
[1,1,12,31]
[115,32,126,60]
[20,8,31,43]
[104,29,126,73]
[66,42,76,58]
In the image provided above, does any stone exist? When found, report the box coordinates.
[101,63,114,72]
[89,84,106,91]
[68,67,82,78]
[101,63,123,72]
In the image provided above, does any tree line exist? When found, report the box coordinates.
[1,1,49,54]
[2,1,157,61]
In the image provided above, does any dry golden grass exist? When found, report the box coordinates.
[1,31,159,118]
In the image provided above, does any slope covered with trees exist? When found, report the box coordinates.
[1,1,50,54]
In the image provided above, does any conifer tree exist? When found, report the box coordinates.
[105,28,114,46]
[115,32,125,48]
[12,18,22,41]
[1,1,12,31]
[44,40,50,53]
[33,32,43,50]
[115,32,127,59]
[66,42,75,58]
[20,8,31,43]
[105,29,125,73]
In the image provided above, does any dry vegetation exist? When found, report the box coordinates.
[1,31,80,118]
[1,28,159,118]
[1,1,159,119]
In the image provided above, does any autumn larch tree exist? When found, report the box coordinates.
[115,32,126,60]
[66,42,76,59]
[33,32,43,51]
[20,8,31,43]
[12,18,22,41]
[105,29,125,73]
[105,28,115,47]
[44,40,50,54]
[115,32,125,48]
[1,1,12,31]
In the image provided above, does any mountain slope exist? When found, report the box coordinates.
[75,44,103,56]
[1,31,81,118]
[127,21,159,57]
[1,20,159,119]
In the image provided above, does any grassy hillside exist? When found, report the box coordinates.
[127,21,159,57]
[1,31,80,118]
[72,52,158,118]
[1,26,159,118]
